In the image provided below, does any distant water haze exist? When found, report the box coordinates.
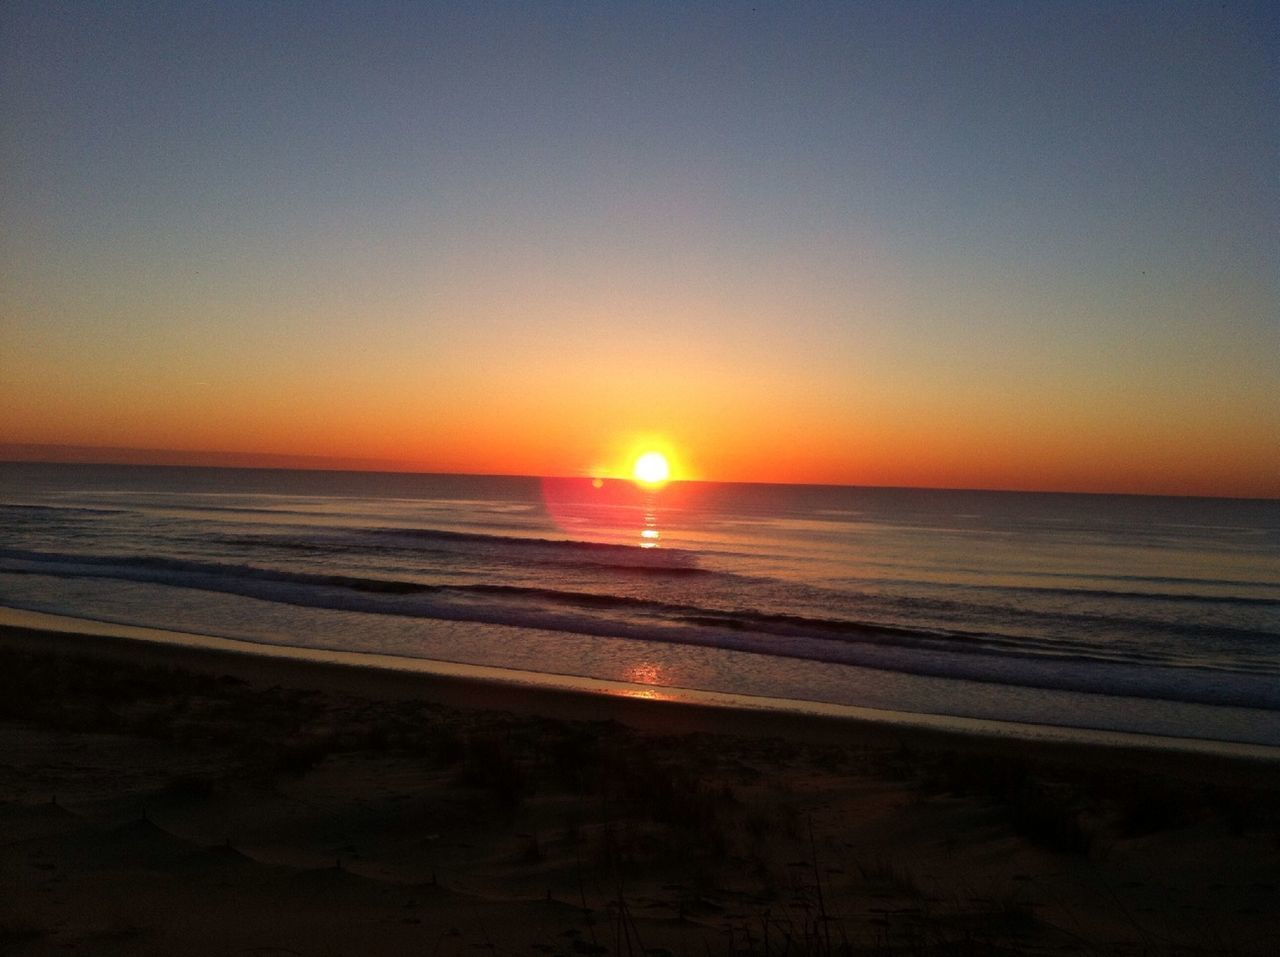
[2,442,1276,500]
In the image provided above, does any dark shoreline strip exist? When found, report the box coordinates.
[3,621,1280,790]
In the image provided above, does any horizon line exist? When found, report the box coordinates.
[1,443,1275,503]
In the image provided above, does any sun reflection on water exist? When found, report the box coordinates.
[613,661,674,701]
[613,686,670,701]
[628,662,662,684]
[640,503,660,548]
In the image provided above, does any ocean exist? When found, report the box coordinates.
[2,462,1278,751]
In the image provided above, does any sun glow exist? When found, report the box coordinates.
[632,451,671,487]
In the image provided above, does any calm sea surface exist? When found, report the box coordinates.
[2,463,1277,747]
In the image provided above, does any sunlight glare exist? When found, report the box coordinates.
[632,451,671,487]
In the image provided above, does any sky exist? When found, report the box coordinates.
[2,1,1277,496]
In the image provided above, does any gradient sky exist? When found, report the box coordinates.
[2,1,1277,496]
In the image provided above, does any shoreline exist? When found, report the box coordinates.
[4,607,1280,953]
[4,606,1280,784]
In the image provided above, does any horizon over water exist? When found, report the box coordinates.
[1,461,1277,754]
[3,446,1278,499]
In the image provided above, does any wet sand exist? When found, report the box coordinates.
[1,620,1278,955]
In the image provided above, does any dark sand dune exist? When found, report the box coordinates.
[1,623,1278,955]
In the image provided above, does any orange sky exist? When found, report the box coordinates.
[2,268,1276,496]
[2,379,1275,498]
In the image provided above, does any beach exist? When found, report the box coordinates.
[6,2,1277,952]
[2,619,1278,956]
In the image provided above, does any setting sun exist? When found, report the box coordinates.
[632,451,671,487]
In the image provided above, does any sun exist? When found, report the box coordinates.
[632,451,671,488]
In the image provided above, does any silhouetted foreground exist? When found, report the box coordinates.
[1,624,1277,956]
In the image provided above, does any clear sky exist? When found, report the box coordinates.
[2,1,1277,496]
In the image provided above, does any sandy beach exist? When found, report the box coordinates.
[1,619,1278,956]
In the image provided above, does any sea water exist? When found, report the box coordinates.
[1,463,1277,748]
